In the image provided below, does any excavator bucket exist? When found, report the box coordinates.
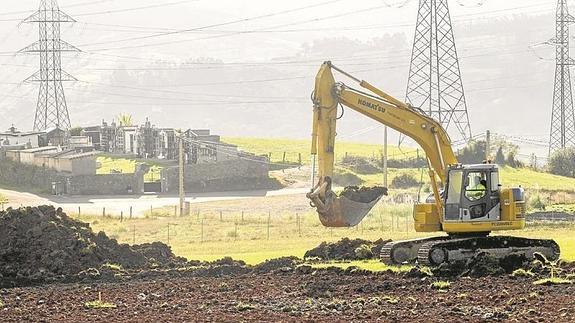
[310,186,388,227]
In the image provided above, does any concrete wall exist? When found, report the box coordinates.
[161,158,273,193]
[0,159,143,195]
[0,159,67,194]
[66,173,144,195]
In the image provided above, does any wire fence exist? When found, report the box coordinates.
[73,202,418,246]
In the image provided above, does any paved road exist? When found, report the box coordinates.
[0,187,309,217]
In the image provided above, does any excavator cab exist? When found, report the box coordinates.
[444,164,502,223]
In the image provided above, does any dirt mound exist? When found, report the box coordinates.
[340,186,388,203]
[432,252,529,278]
[132,242,187,267]
[0,205,184,287]
[304,238,391,260]
[253,256,301,274]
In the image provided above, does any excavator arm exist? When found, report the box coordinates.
[307,61,458,227]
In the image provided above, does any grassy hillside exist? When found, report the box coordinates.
[226,137,575,192]
[223,137,417,164]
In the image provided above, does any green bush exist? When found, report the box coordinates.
[391,173,420,189]
[529,194,546,211]
[548,148,575,177]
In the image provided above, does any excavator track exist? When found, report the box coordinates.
[380,237,449,265]
[417,236,560,266]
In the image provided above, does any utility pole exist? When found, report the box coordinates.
[20,0,79,131]
[178,131,184,217]
[383,126,388,187]
[548,0,575,153]
[485,130,490,161]
[405,0,472,142]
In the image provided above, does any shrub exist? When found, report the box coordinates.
[548,148,575,177]
[529,194,546,211]
[391,173,420,189]
[340,155,380,174]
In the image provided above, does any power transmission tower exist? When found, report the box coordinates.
[19,0,79,131]
[405,0,472,142]
[548,0,575,153]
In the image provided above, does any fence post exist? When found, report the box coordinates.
[120,211,123,223]
[78,206,81,217]
[297,213,301,237]
[406,214,409,237]
[150,205,153,217]
[129,206,132,219]
[102,207,106,218]
[267,211,271,240]
[298,153,302,165]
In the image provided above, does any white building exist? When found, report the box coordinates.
[0,126,41,148]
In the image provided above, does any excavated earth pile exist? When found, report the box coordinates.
[304,238,391,260]
[0,206,186,287]
[340,186,388,203]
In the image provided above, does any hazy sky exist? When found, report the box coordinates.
[0,0,552,59]
[0,0,565,159]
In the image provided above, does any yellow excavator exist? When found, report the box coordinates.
[307,61,559,266]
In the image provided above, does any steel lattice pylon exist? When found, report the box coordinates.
[19,0,79,131]
[405,0,472,142]
[549,0,575,153]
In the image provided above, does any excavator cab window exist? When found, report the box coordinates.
[464,172,487,201]
[445,167,500,222]
[444,169,463,221]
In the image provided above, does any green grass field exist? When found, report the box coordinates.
[81,204,575,265]
[226,137,575,192]
[96,155,163,182]
[223,137,417,164]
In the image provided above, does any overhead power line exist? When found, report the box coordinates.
[79,0,344,47]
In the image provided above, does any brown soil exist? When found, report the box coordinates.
[340,186,388,203]
[1,270,574,322]
[0,206,186,288]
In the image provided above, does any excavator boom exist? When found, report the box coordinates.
[308,61,456,226]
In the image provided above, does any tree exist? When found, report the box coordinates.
[548,148,575,177]
[117,114,133,126]
[69,126,83,136]
[494,146,505,165]
[456,140,486,164]
[506,151,522,168]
